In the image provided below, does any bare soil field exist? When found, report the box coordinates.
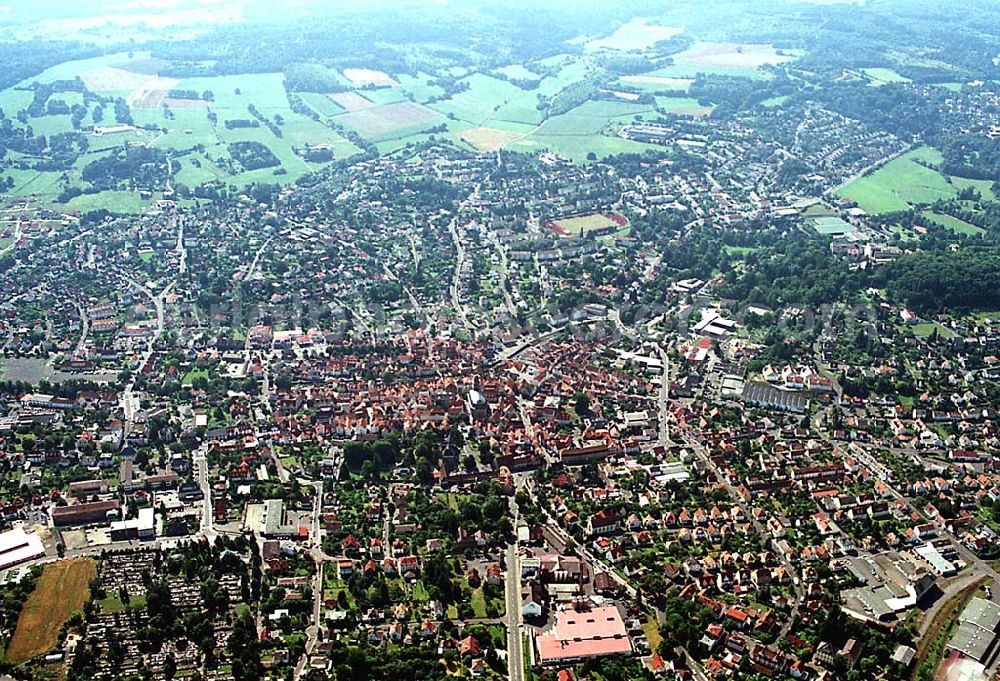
[337,101,438,138]
[460,127,524,152]
[342,68,399,88]
[620,75,694,88]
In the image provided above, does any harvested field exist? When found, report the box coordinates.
[585,18,683,52]
[80,65,179,93]
[342,68,398,87]
[461,127,523,152]
[114,57,171,75]
[163,97,210,109]
[620,75,694,88]
[329,91,373,112]
[6,558,96,664]
[336,101,439,138]
[606,90,641,101]
[676,42,795,69]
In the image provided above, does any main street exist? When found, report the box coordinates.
[504,543,525,681]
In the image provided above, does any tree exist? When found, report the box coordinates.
[229,611,263,681]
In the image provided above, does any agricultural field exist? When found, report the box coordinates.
[656,96,714,117]
[342,68,398,88]
[329,91,375,112]
[545,211,628,237]
[837,147,964,213]
[618,75,693,91]
[512,133,659,162]
[335,101,442,139]
[537,99,656,136]
[493,64,540,80]
[431,74,538,125]
[459,126,527,152]
[0,52,365,212]
[299,92,344,118]
[396,72,446,103]
[642,42,796,79]
[584,18,683,52]
[6,558,96,665]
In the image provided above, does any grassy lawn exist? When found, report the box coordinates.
[723,245,758,255]
[760,95,790,107]
[7,558,96,664]
[642,615,663,650]
[98,593,146,613]
[837,147,959,213]
[919,210,985,236]
[860,67,912,85]
[470,588,488,618]
[182,368,210,386]
[411,580,431,603]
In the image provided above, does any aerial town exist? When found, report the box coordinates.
[2,2,1000,681]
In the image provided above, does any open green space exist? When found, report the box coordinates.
[0,54,364,210]
[511,132,659,162]
[182,367,210,386]
[536,99,655,135]
[919,210,985,236]
[860,67,912,85]
[911,322,955,338]
[837,147,961,213]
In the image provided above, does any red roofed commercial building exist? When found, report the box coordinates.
[534,605,632,665]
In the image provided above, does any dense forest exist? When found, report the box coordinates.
[874,248,1000,313]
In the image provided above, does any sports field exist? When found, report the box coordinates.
[812,216,856,236]
[6,558,96,664]
[546,211,628,237]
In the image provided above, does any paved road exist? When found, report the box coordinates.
[504,543,525,681]
[194,447,216,541]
